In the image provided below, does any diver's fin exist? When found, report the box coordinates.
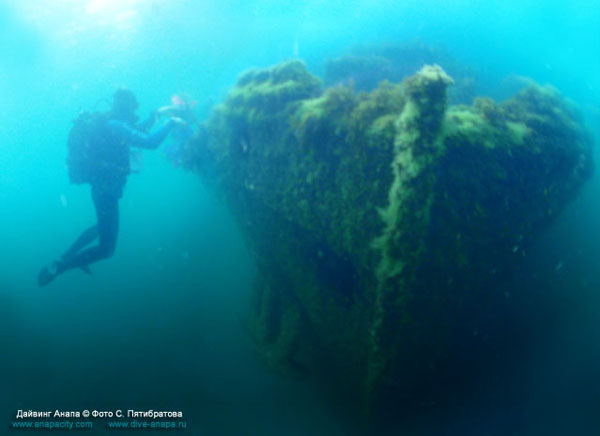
[37,261,59,287]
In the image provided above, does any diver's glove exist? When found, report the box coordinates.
[169,116,188,127]
[37,260,60,287]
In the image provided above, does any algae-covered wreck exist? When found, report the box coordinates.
[183,60,593,422]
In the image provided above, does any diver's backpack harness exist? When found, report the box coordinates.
[66,111,109,184]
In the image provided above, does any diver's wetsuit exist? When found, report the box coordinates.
[55,117,174,275]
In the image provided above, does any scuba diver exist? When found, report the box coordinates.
[37,88,184,287]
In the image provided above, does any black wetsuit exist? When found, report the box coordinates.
[56,117,174,275]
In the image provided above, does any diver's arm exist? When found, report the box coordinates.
[108,119,173,149]
[136,105,183,131]
[108,119,175,150]
[136,111,158,131]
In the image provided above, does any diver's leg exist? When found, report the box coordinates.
[55,187,119,274]
[61,225,98,261]
[38,227,96,285]
[37,186,120,286]
[94,187,119,259]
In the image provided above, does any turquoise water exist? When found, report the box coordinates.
[1,1,599,434]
